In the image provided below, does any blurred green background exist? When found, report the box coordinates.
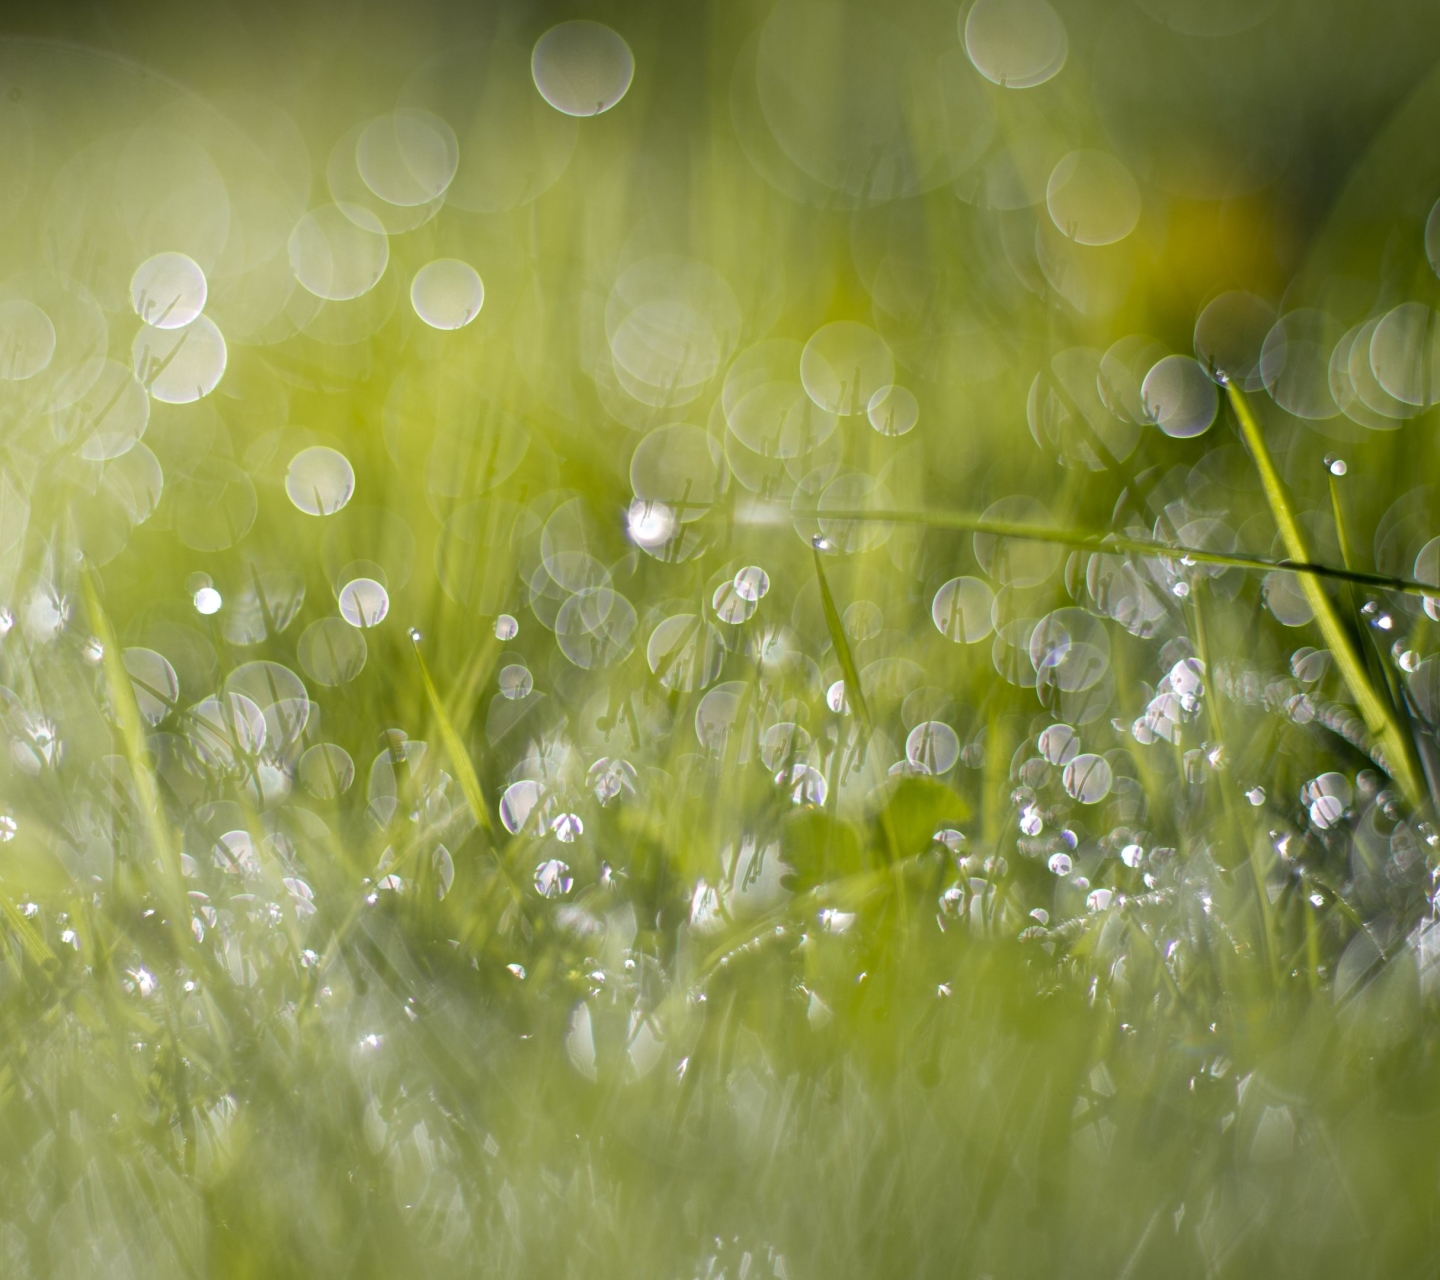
[3,0,1440,1275]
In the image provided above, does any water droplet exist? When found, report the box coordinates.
[1038,723,1080,765]
[130,252,207,329]
[534,858,573,897]
[1120,843,1144,868]
[906,721,960,774]
[338,578,390,628]
[733,565,770,602]
[1309,793,1345,831]
[1087,888,1113,912]
[1048,852,1072,876]
[193,586,222,615]
[866,384,919,436]
[285,446,356,516]
[532,20,635,117]
[498,664,534,701]
[495,614,519,641]
[1246,785,1266,806]
[933,828,967,854]
[627,498,676,548]
[778,762,827,805]
[411,258,484,330]
[1062,753,1113,804]
[826,679,848,713]
[712,580,757,625]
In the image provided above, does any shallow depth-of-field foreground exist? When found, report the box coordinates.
[7,0,1440,1274]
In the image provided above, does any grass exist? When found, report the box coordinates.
[2,1,1440,1276]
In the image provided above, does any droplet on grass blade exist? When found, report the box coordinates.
[1194,291,1274,390]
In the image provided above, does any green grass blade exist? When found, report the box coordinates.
[80,567,186,913]
[812,547,872,735]
[792,507,1437,596]
[412,633,494,837]
[1225,383,1424,808]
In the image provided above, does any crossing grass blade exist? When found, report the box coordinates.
[798,508,1438,596]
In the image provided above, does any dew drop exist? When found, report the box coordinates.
[338,578,390,629]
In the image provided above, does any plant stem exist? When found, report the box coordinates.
[781,508,1436,597]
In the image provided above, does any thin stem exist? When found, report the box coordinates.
[776,506,1440,598]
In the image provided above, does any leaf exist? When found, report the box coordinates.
[779,807,866,892]
[874,777,970,858]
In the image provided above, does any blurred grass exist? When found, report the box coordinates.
[1,0,1440,1276]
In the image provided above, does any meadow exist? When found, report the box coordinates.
[2,0,1440,1274]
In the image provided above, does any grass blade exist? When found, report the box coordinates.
[1225,383,1424,808]
[411,633,494,836]
[80,566,186,913]
[812,547,871,735]
[788,507,1437,597]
